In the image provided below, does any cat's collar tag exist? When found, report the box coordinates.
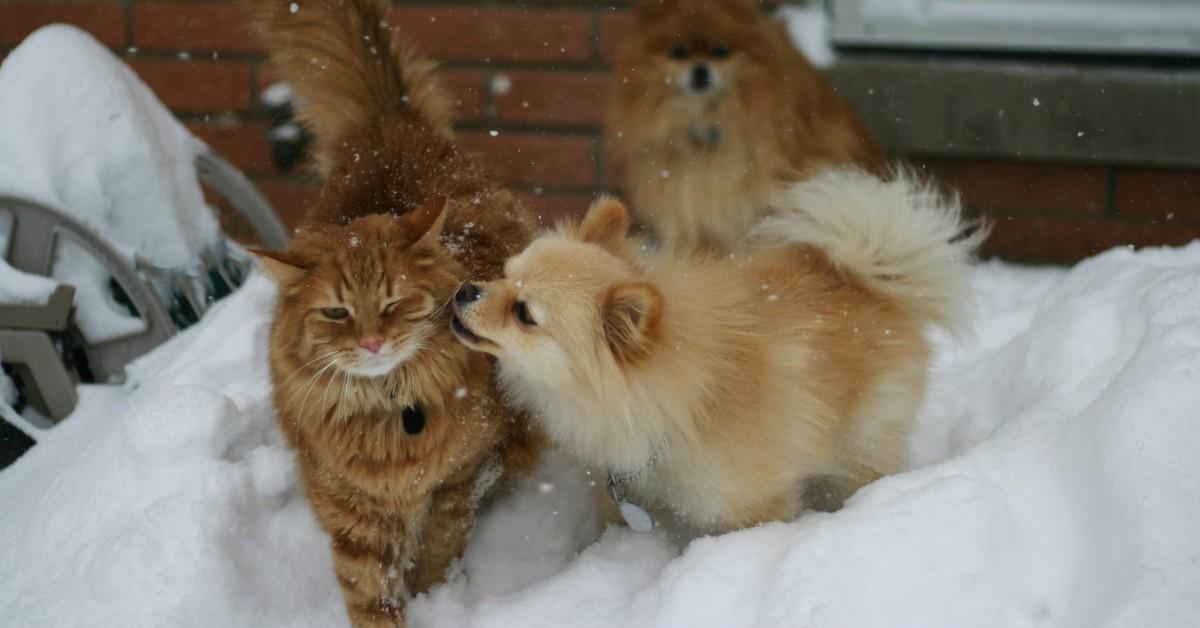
[607,474,655,533]
[401,402,426,435]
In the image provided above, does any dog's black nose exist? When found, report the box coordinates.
[455,283,482,307]
[690,64,712,91]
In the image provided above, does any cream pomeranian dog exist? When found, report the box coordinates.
[450,168,985,535]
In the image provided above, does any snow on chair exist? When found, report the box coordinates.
[0,25,289,422]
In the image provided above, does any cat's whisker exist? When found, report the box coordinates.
[279,351,341,389]
[339,370,352,419]
[293,360,339,415]
[316,362,343,411]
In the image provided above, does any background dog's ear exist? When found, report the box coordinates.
[251,249,308,285]
[577,196,631,251]
[602,281,663,364]
[633,0,682,21]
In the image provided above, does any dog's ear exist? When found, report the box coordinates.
[577,196,631,251]
[602,281,663,364]
[251,248,308,285]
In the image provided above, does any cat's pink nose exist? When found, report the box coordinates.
[360,337,383,354]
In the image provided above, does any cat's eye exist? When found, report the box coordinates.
[669,43,689,60]
[383,300,403,315]
[712,44,731,59]
[322,307,350,320]
[513,301,537,327]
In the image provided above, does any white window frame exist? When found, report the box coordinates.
[829,0,1200,57]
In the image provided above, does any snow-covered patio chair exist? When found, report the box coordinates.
[0,25,289,422]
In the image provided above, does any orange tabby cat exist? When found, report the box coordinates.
[242,0,540,625]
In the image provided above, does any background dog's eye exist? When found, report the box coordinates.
[514,301,537,326]
[669,44,689,60]
[712,44,731,59]
[322,307,350,320]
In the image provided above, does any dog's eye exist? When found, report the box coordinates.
[712,44,731,59]
[322,307,350,320]
[669,44,689,60]
[513,301,537,327]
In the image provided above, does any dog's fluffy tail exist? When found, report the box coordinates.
[751,167,988,334]
[241,0,452,175]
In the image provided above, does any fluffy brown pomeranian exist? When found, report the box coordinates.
[609,0,883,253]
[451,168,984,537]
[242,0,541,625]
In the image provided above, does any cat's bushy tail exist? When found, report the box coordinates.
[751,166,989,335]
[241,0,452,175]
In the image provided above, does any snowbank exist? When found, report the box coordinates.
[3,244,1200,627]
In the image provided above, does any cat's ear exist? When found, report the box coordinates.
[406,194,449,262]
[251,249,307,285]
[602,281,662,364]
[576,196,631,251]
[404,194,448,244]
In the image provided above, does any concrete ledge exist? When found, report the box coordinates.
[827,55,1200,168]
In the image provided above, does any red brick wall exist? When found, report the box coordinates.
[1,0,1197,265]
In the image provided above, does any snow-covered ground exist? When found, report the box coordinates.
[3,243,1199,627]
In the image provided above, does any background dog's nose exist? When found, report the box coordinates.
[690,64,712,91]
[455,283,482,307]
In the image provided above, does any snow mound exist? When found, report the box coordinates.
[0,25,224,343]
[3,244,1200,627]
[0,25,219,270]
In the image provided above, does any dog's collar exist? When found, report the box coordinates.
[606,449,659,533]
[687,123,721,149]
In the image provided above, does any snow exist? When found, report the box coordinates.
[3,241,1200,626]
[779,3,836,68]
[260,82,295,108]
[0,25,221,342]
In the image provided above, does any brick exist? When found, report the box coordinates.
[494,71,608,127]
[390,8,593,63]
[132,1,260,53]
[1115,169,1200,224]
[129,59,252,112]
[256,65,484,122]
[917,159,1109,217]
[983,216,1200,265]
[188,121,274,175]
[600,11,635,64]
[0,1,126,47]
[442,70,487,123]
[253,179,322,229]
[460,132,595,189]
[517,192,593,227]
